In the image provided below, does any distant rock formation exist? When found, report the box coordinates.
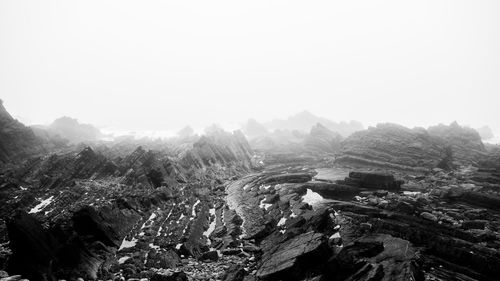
[337,122,487,171]
[180,130,253,179]
[242,119,268,139]
[476,125,495,140]
[177,126,195,139]
[33,116,103,144]
[264,111,363,137]
[0,99,47,165]
[304,123,343,154]
[427,121,486,164]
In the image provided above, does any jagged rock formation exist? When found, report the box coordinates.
[224,164,500,281]
[0,127,255,280]
[32,116,103,144]
[304,123,343,154]
[179,130,253,180]
[242,119,268,139]
[264,111,363,137]
[1,101,499,281]
[337,123,487,171]
[0,100,47,165]
[428,122,487,164]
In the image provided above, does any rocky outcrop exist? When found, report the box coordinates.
[304,123,342,154]
[326,234,423,281]
[0,100,47,165]
[6,206,140,281]
[256,231,330,280]
[179,130,253,179]
[6,211,57,281]
[428,122,486,164]
[337,123,487,171]
[33,116,103,144]
[339,171,404,191]
[263,111,363,137]
[0,126,258,280]
[242,119,268,139]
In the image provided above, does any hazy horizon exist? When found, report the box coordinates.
[1,1,499,140]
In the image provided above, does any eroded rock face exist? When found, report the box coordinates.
[6,210,57,281]
[0,127,257,280]
[0,100,48,165]
[326,234,423,281]
[6,205,141,281]
[337,123,487,171]
[304,123,343,154]
[341,171,403,191]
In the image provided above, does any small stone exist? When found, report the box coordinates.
[420,212,438,222]
[221,248,242,255]
[199,250,219,262]
[360,222,372,230]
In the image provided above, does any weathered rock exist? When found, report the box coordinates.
[344,171,403,190]
[256,231,330,280]
[0,100,50,165]
[6,210,57,281]
[337,122,486,170]
[222,264,246,281]
[198,250,219,262]
[150,271,188,281]
[326,234,423,281]
[420,212,438,222]
[462,220,487,230]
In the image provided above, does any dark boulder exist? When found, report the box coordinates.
[6,210,58,281]
[256,231,331,280]
[150,271,188,281]
[326,234,424,281]
[198,250,219,262]
[344,171,403,190]
[222,264,246,281]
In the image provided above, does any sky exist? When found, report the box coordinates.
[1,1,499,139]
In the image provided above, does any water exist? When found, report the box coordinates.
[314,167,349,182]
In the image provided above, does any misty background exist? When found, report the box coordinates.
[1,0,499,142]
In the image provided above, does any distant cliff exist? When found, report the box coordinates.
[32,116,103,144]
[0,100,47,165]
[264,111,363,137]
[337,122,487,170]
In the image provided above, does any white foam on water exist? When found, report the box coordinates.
[203,208,217,245]
[277,217,287,227]
[177,213,185,223]
[149,243,160,250]
[259,198,272,210]
[403,191,421,196]
[29,196,54,214]
[118,256,130,264]
[330,232,341,239]
[119,238,137,251]
[301,189,324,207]
[192,200,201,217]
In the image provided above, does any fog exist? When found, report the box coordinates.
[1,1,499,139]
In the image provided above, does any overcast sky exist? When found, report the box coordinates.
[1,1,499,137]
